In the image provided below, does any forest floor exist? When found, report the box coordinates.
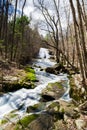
[0,59,37,94]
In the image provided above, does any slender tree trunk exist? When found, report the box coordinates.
[66,30,69,66]
[10,0,17,61]
[69,0,86,84]
[0,0,4,39]
[4,0,9,59]
[81,0,87,30]
[53,0,65,62]
[76,0,87,78]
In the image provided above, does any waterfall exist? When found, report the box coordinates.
[0,48,71,119]
[39,48,50,59]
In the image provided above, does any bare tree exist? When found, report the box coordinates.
[10,0,18,61]
[33,0,66,63]
[69,0,86,85]
[76,0,87,78]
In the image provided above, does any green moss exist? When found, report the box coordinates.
[9,113,17,118]
[15,114,39,130]
[48,82,63,89]
[1,119,8,124]
[23,66,36,82]
[27,103,46,113]
[69,77,85,103]
[25,66,35,73]
[48,102,60,111]
[20,114,38,126]
[25,72,36,81]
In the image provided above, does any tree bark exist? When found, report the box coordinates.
[69,0,86,84]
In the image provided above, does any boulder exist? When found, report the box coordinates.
[45,67,56,74]
[48,50,54,55]
[40,94,55,102]
[41,82,65,101]
[1,75,33,92]
[28,113,53,130]
[45,63,69,75]
[27,102,46,113]
[46,101,60,113]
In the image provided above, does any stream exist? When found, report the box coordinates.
[0,48,71,119]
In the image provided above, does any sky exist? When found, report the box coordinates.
[17,0,87,36]
[11,0,75,36]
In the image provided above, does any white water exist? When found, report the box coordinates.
[0,48,70,119]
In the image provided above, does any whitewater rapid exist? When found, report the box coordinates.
[0,48,70,119]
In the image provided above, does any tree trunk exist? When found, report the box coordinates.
[76,0,87,78]
[10,0,17,61]
[69,0,86,84]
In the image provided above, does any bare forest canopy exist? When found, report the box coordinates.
[0,0,43,65]
[33,0,87,87]
[0,0,87,86]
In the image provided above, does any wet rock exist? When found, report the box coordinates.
[49,50,54,55]
[45,67,56,74]
[41,94,55,102]
[41,82,65,101]
[45,63,69,75]
[27,102,46,113]
[40,68,44,71]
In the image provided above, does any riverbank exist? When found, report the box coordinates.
[0,59,38,94]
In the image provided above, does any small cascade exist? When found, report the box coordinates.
[36,48,55,68]
[39,48,50,59]
[0,48,71,119]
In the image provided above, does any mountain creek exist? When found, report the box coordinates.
[0,48,87,130]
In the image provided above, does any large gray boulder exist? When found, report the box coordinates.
[41,82,65,102]
[45,64,69,75]
[28,113,53,130]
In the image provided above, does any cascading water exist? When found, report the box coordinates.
[0,48,71,119]
[39,48,50,59]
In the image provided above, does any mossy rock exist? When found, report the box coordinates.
[25,66,34,72]
[69,77,87,103]
[2,81,33,92]
[41,82,65,100]
[15,114,39,130]
[46,101,60,113]
[2,67,37,92]
[28,113,53,130]
[27,102,46,113]
[23,66,37,82]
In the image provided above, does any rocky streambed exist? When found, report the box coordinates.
[0,48,87,130]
